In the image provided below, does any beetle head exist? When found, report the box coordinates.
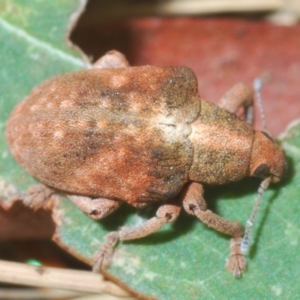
[249,131,286,183]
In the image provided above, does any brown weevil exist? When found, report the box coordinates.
[5,50,286,277]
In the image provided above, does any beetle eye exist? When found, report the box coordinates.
[261,131,273,142]
[252,163,270,178]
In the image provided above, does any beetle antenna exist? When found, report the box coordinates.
[253,78,271,136]
[241,177,271,254]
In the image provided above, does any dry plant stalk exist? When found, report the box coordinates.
[155,0,283,14]
[0,260,130,297]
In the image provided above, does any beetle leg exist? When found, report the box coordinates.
[93,199,181,272]
[218,82,254,125]
[92,50,130,69]
[182,182,246,277]
[23,184,56,210]
[67,195,121,220]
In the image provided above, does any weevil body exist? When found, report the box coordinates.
[5,51,286,276]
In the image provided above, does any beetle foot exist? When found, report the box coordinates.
[93,232,119,272]
[23,185,55,210]
[226,237,247,278]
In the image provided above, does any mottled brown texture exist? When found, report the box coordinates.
[189,100,254,184]
[6,66,200,205]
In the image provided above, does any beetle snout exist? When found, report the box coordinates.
[269,143,287,183]
[270,158,288,183]
[249,131,286,183]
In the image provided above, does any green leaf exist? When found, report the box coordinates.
[1,2,300,299]
[0,0,84,195]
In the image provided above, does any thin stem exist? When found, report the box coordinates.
[0,260,130,297]
[0,288,85,300]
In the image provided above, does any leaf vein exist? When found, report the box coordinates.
[0,16,84,67]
